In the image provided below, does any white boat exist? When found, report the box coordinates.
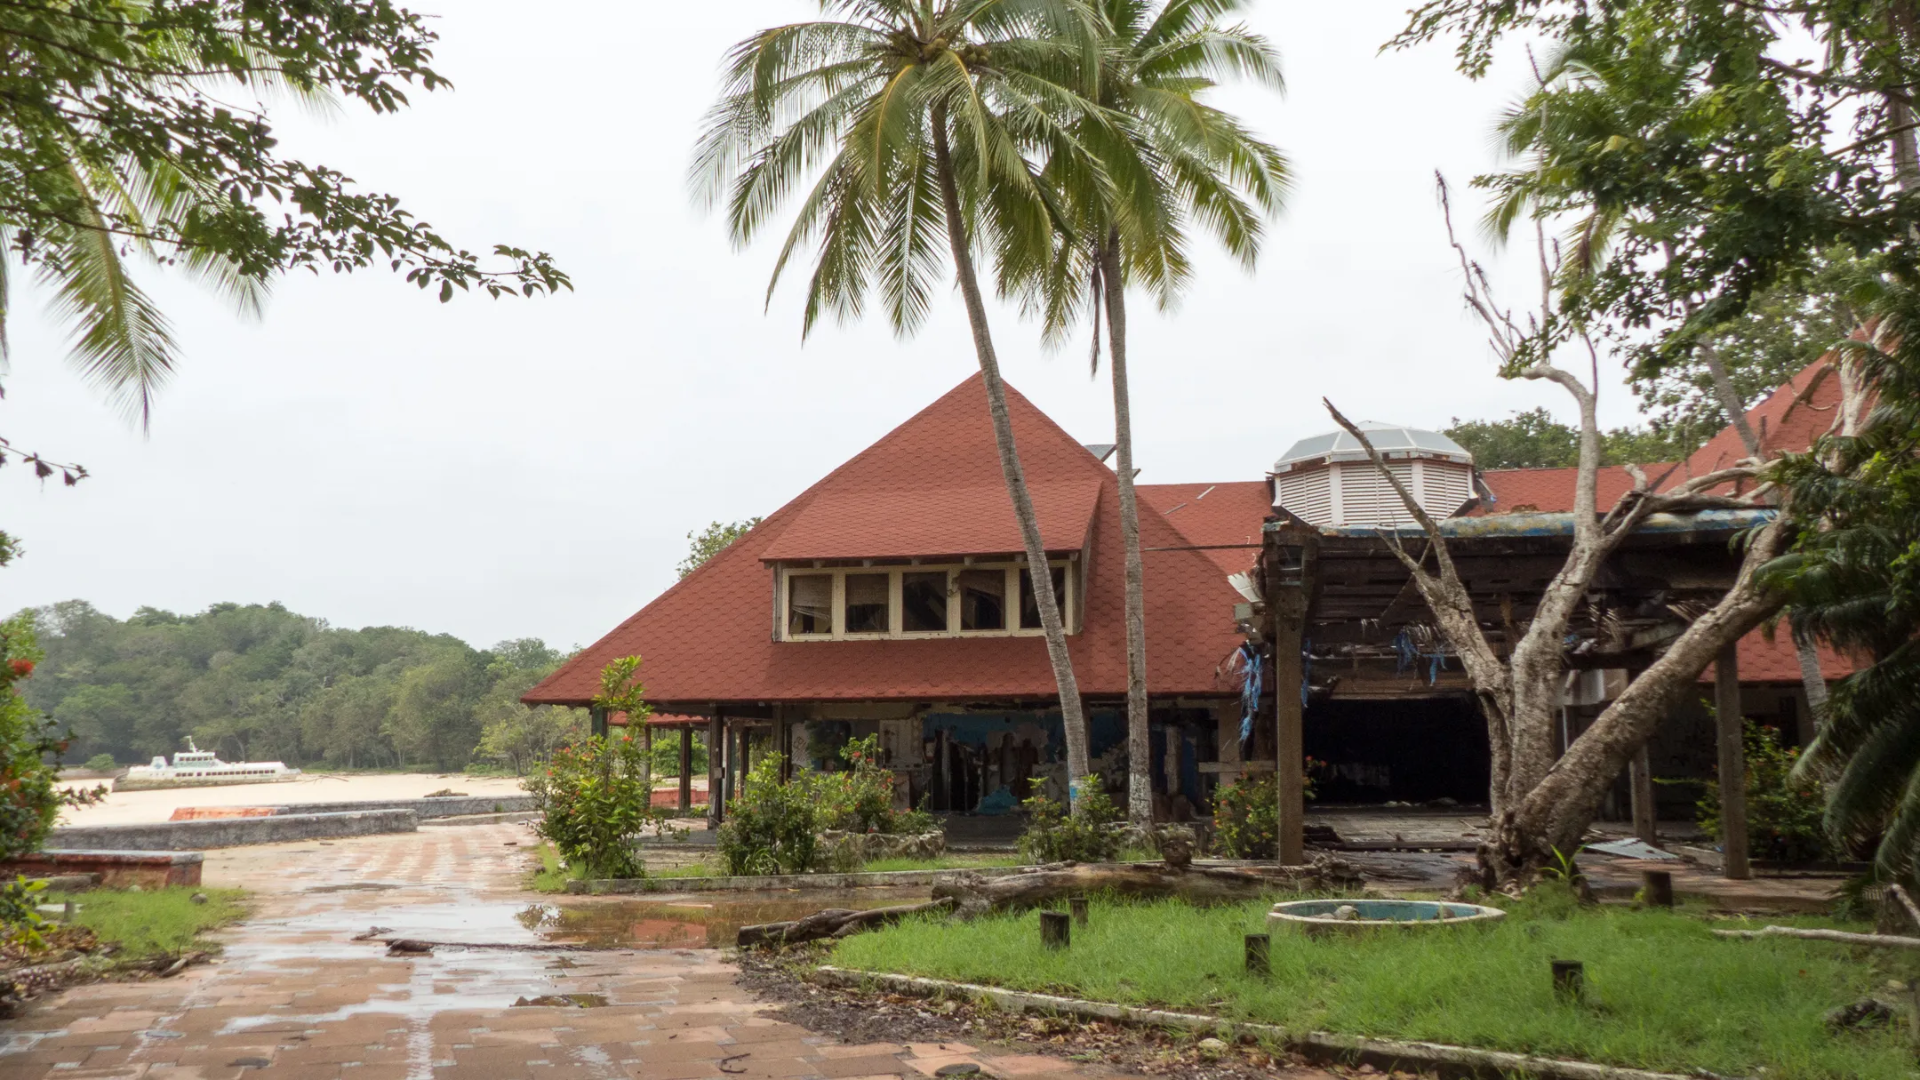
[114,739,303,791]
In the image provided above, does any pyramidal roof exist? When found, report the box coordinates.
[1275,422,1472,471]
[523,374,1246,708]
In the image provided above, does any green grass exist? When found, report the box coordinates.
[832,891,1913,1080]
[46,887,246,961]
[527,843,587,893]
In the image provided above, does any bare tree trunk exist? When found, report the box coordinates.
[1100,238,1153,827]
[932,117,1091,802]
[1483,517,1789,882]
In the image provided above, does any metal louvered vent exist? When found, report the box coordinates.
[1270,422,1477,527]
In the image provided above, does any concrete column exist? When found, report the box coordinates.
[707,711,725,826]
[678,726,693,814]
[1716,644,1749,880]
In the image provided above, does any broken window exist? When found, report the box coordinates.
[1019,566,1069,630]
[844,573,891,634]
[787,574,833,636]
[902,571,948,633]
[958,569,1006,631]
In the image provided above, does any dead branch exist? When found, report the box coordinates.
[1892,884,1920,932]
[738,899,954,949]
[1714,926,1920,950]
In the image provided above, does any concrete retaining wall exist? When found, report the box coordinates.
[48,809,419,851]
[259,795,536,819]
[568,864,1031,894]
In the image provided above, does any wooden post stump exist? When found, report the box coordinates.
[1551,960,1585,1003]
[1040,911,1071,950]
[1068,896,1088,927]
[1642,870,1674,909]
[1245,933,1270,976]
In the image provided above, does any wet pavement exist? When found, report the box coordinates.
[0,824,1337,1080]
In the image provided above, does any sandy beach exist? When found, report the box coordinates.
[54,771,531,826]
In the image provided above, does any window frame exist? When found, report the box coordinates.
[773,558,1078,642]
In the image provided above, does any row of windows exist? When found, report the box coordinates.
[781,562,1074,640]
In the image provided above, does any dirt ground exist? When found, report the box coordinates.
[54,773,532,826]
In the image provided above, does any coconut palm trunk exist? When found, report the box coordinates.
[1099,236,1153,825]
[932,116,1093,802]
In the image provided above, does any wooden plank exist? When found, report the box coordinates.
[1716,644,1749,880]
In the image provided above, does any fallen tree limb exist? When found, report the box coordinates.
[932,860,1353,915]
[737,898,953,950]
[1891,884,1920,933]
[1714,926,1920,950]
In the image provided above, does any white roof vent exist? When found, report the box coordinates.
[1271,422,1476,527]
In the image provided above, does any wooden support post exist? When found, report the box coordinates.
[707,711,725,826]
[1068,896,1088,927]
[678,725,693,814]
[1244,933,1270,976]
[776,707,792,783]
[723,724,738,808]
[1265,534,1315,869]
[1039,911,1070,950]
[590,705,608,739]
[1642,869,1674,909]
[1715,644,1749,880]
[1551,960,1585,1002]
[641,721,653,794]
[1629,745,1657,845]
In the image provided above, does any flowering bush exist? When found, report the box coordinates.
[526,732,665,880]
[1698,721,1834,864]
[1211,763,1319,859]
[718,754,822,875]
[0,615,104,945]
[1017,779,1122,863]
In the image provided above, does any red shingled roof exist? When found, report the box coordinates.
[1137,481,1273,574]
[1698,633,1858,684]
[1477,464,1678,515]
[1679,358,1845,482]
[523,376,1245,709]
[760,480,1102,561]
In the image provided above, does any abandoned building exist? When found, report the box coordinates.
[523,359,1854,848]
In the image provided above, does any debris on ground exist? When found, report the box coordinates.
[735,946,1338,1080]
[0,925,212,1018]
[1826,998,1894,1033]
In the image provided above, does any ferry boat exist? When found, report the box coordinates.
[114,739,303,791]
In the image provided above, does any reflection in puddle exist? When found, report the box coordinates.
[513,993,608,1008]
[526,889,923,949]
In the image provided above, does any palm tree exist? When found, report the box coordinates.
[692,0,1109,804]
[1019,0,1288,823]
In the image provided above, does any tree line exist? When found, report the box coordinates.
[16,600,584,773]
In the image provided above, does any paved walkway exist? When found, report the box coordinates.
[0,826,1332,1080]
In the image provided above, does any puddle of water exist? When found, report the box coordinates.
[530,888,925,949]
[512,993,608,1008]
[305,882,401,894]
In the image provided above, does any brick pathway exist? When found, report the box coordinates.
[0,826,1333,1080]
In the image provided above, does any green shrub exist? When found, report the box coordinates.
[1018,779,1121,863]
[1211,765,1321,859]
[718,754,823,875]
[1698,721,1835,863]
[525,731,664,880]
[84,753,117,772]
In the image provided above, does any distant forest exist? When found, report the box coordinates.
[18,600,587,772]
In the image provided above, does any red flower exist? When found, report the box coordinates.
[7,659,31,678]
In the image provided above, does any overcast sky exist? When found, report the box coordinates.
[3,1,1636,652]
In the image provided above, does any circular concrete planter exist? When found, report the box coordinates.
[1268,898,1505,936]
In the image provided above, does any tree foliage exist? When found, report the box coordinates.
[678,519,761,579]
[0,0,568,480]
[1445,408,1693,470]
[18,599,574,771]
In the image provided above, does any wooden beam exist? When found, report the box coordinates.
[1716,644,1749,880]
[1630,746,1657,845]
[1263,530,1315,868]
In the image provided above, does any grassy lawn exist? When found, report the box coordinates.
[831,891,1913,1080]
[528,844,587,892]
[45,887,246,962]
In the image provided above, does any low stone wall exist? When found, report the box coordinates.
[568,864,1029,894]
[256,795,536,819]
[818,830,945,867]
[2,849,203,888]
[47,809,419,851]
